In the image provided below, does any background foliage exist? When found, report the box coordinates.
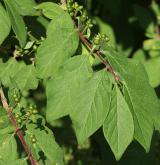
[0,0,160,165]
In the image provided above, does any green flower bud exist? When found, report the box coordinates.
[14,98,19,102]
[32,109,38,115]
[33,45,37,51]
[78,6,83,10]
[31,137,37,143]
[69,12,74,17]
[17,118,22,124]
[73,2,79,9]
[26,111,31,117]
[15,113,20,119]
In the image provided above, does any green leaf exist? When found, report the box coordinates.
[70,70,112,143]
[26,123,64,165]
[103,85,134,160]
[105,48,160,151]
[144,57,160,87]
[133,49,146,62]
[46,55,93,122]
[35,2,64,19]
[0,4,11,45]
[4,0,27,47]
[0,59,38,91]
[0,134,18,161]
[0,59,25,87]
[13,65,38,91]
[14,0,37,16]
[3,159,27,165]
[143,39,160,51]
[0,106,10,130]
[36,4,79,78]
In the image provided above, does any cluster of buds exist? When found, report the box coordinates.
[93,33,110,49]
[66,0,93,35]
[14,104,38,127]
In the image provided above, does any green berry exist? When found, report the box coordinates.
[33,45,37,51]
[78,6,83,10]
[17,118,22,124]
[101,34,106,38]
[26,111,31,117]
[89,24,93,28]
[15,113,20,119]
[69,12,74,17]
[24,50,29,54]
[94,35,101,45]
[29,105,33,110]
[31,137,37,143]
[73,2,79,9]
[14,98,19,102]
[13,94,17,98]
[30,134,34,139]
[32,109,38,115]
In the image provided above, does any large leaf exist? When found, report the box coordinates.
[103,85,134,160]
[0,59,38,90]
[13,65,38,91]
[0,59,25,87]
[0,4,11,45]
[105,48,160,151]
[4,0,27,47]
[35,2,64,19]
[46,55,92,122]
[14,0,37,16]
[36,3,79,78]
[0,134,18,162]
[70,70,112,143]
[26,123,64,165]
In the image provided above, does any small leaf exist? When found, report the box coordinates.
[103,85,134,160]
[4,0,27,47]
[35,2,64,19]
[0,3,11,45]
[36,4,79,78]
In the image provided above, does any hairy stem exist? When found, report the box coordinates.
[78,31,119,82]
[0,87,37,165]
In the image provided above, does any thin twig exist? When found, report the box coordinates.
[78,31,119,81]
[0,87,37,165]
